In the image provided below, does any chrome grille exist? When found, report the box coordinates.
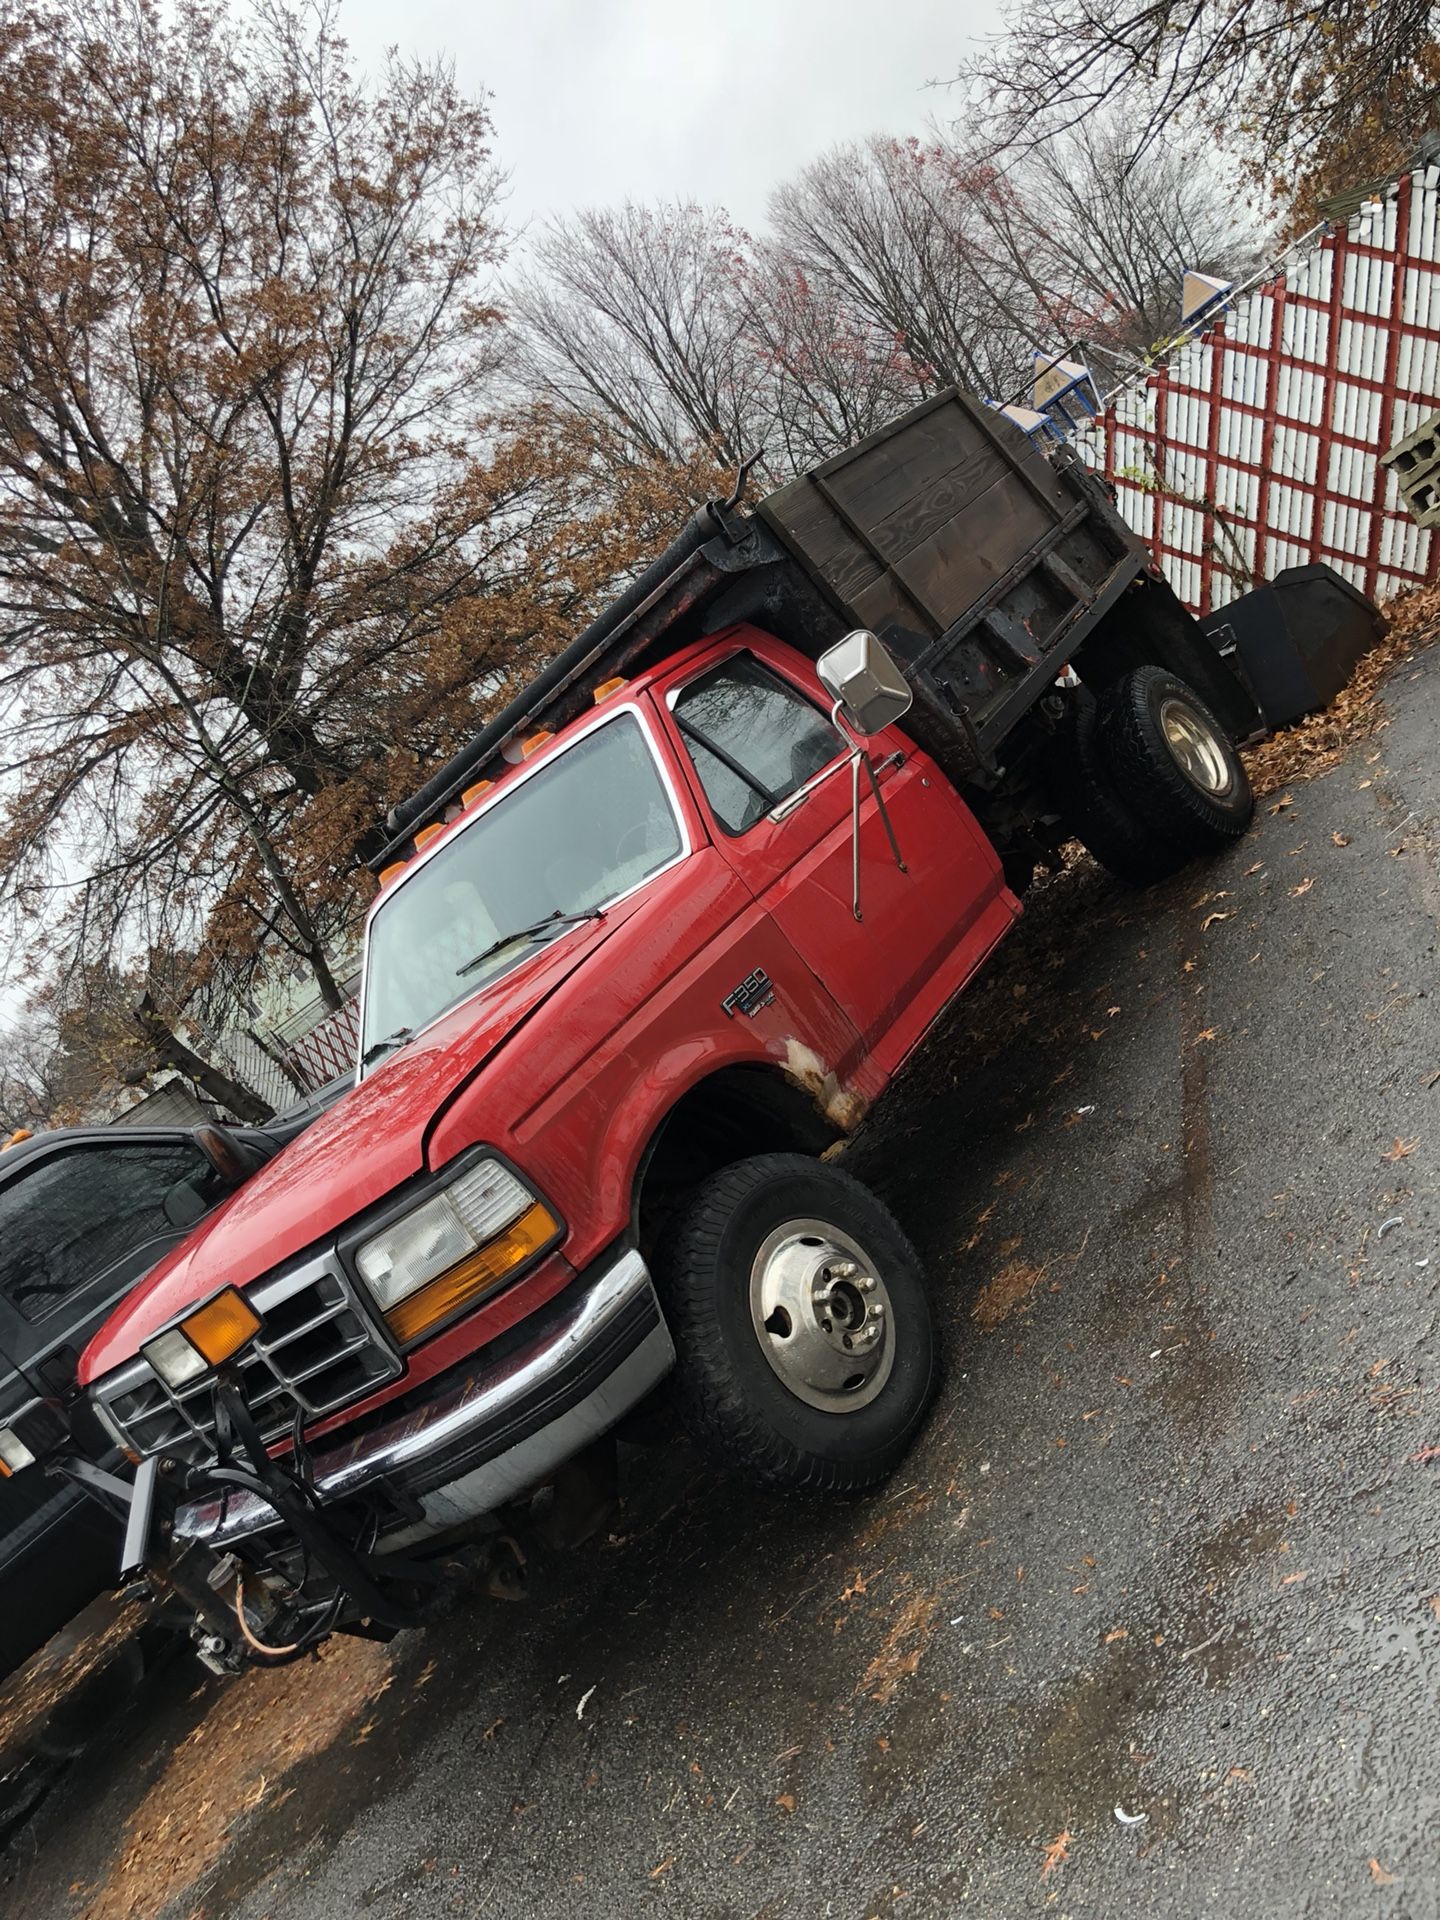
[94,1257,401,1464]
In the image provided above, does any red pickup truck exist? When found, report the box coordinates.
[3,391,1258,1669]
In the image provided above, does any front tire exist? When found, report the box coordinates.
[656,1154,939,1494]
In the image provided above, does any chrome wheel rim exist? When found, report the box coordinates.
[748,1218,895,1413]
[1159,696,1232,796]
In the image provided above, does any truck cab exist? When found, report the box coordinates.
[67,625,1022,1666]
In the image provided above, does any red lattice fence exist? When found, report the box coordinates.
[1077,166,1440,614]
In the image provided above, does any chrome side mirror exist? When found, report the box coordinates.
[816,631,913,737]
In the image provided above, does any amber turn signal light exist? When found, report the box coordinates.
[144,1286,262,1390]
[183,1287,263,1366]
[384,1202,558,1345]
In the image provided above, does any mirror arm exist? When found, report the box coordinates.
[864,750,908,876]
[831,703,907,923]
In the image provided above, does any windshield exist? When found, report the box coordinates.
[360,712,684,1055]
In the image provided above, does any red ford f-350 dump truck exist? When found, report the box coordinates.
[3,391,1261,1669]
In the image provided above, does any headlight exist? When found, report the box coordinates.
[355,1158,559,1344]
[0,1398,71,1476]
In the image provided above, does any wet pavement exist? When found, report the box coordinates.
[5,644,1440,1919]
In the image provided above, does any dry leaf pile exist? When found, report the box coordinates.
[0,1594,150,1761]
[79,1636,391,1920]
[1241,583,1440,797]
[970,1258,1047,1329]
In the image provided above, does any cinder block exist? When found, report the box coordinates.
[1382,409,1440,527]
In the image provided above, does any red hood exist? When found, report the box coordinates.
[79,924,608,1385]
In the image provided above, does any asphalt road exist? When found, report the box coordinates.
[5,644,1440,1920]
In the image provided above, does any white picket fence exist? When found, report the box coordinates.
[1075,165,1440,613]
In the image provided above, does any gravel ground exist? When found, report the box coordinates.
[4,640,1440,1920]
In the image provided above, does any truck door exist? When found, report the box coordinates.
[662,642,1009,1066]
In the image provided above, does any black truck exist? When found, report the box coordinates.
[0,1091,347,1685]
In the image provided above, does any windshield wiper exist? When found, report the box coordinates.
[456,907,605,979]
[360,1026,413,1067]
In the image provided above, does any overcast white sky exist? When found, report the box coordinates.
[338,0,1001,236]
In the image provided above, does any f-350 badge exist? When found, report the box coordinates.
[721,967,776,1019]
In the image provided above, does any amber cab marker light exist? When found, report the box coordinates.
[378,861,408,889]
[592,675,628,704]
[502,730,554,766]
[385,1201,558,1345]
[461,778,493,808]
[413,821,445,851]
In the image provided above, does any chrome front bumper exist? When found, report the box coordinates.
[173,1248,674,1552]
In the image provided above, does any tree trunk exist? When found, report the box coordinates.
[245,1024,314,1098]
[132,994,275,1123]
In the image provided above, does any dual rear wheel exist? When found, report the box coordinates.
[1050,665,1253,884]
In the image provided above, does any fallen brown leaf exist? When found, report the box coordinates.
[1369,1858,1396,1886]
[650,1855,676,1878]
[1040,1830,1072,1881]
[1428,1594,1440,1620]
[1195,1027,1219,1043]
[1382,1137,1419,1161]
[1332,831,1351,847]
[858,1590,940,1705]
[1244,860,1265,875]
[1104,1626,1128,1644]
[1268,792,1295,812]
[775,1794,796,1814]
[1201,910,1235,930]
[1290,876,1315,897]
[1408,1443,1440,1464]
